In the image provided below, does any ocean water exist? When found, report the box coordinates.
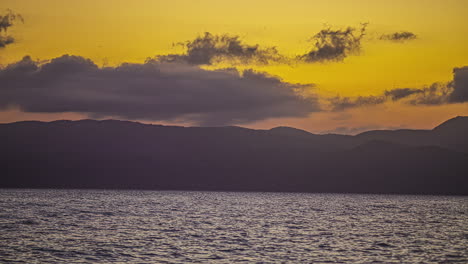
[0,190,466,263]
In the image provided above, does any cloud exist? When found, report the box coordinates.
[157,25,372,66]
[0,9,23,48]
[329,94,385,111]
[0,55,319,125]
[156,32,286,65]
[380,31,417,42]
[299,23,368,63]
[384,88,422,101]
[155,25,421,66]
[449,66,468,103]
[0,35,14,48]
[329,83,454,111]
[383,84,452,105]
[327,65,468,110]
[405,83,452,105]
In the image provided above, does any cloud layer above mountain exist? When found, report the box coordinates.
[0,55,318,125]
[328,67,468,110]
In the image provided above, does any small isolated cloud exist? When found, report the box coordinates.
[379,31,417,42]
[156,32,286,66]
[0,9,23,48]
[299,23,368,63]
[0,55,319,125]
[0,35,14,48]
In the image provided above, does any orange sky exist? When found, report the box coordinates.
[0,0,467,133]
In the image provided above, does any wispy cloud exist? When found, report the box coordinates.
[153,24,422,67]
[327,66,468,111]
[379,31,417,42]
[0,9,23,48]
[299,23,368,63]
[156,32,286,66]
[329,95,385,111]
[156,24,371,66]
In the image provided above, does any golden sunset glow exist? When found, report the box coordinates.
[1,0,467,133]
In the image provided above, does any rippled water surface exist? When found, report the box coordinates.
[0,190,466,263]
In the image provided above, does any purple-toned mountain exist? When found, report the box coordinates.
[355,116,468,153]
[1,117,467,194]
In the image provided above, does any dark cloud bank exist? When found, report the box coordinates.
[0,54,466,125]
[0,55,318,125]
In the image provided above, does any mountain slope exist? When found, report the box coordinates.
[1,117,467,194]
[355,116,468,153]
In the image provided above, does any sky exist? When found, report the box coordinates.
[0,0,467,134]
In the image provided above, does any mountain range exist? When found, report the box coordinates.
[1,116,467,194]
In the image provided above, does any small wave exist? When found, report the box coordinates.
[18,219,39,225]
[375,242,393,248]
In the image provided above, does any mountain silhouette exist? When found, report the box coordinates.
[355,116,468,153]
[1,117,467,194]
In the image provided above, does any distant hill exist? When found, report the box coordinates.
[1,117,467,194]
[356,116,468,153]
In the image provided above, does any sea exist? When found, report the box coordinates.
[0,189,466,263]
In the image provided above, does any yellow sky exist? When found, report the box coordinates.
[1,0,467,133]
